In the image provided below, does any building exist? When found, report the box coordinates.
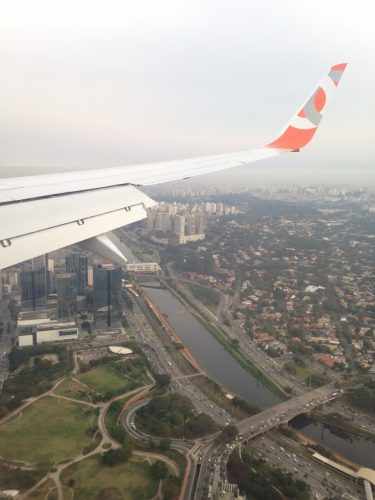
[65,253,88,293]
[125,262,160,273]
[155,212,171,232]
[17,311,52,345]
[195,214,206,234]
[108,346,133,356]
[20,267,46,309]
[93,266,122,326]
[173,214,185,244]
[93,266,122,308]
[18,333,34,347]
[36,321,78,344]
[56,272,78,319]
[17,312,78,346]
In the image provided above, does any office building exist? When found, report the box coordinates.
[93,266,122,326]
[56,272,78,319]
[20,267,46,309]
[66,253,88,293]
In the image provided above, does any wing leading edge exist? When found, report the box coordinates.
[0,63,347,270]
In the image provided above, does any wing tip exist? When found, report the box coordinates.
[331,62,348,71]
[266,62,348,151]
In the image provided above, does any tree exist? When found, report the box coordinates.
[159,438,171,451]
[150,461,169,481]
[154,373,171,388]
[230,338,240,349]
[101,445,132,466]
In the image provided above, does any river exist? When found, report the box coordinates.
[144,285,375,469]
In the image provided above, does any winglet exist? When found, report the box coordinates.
[266,63,347,151]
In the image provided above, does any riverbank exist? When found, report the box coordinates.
[312,412,375,441]
[160,276,287,399]
[139,275,375,469]
[292,428,363,471]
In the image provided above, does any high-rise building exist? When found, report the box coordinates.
[173,214,185,244]
[195,214,206,234]
[93,266,122,326]
[216,203,224,216]
[65,253,88,293]
[155,212,171,232]
[185,215,195,236]
[56,272,78,319]
[20,267,46,310]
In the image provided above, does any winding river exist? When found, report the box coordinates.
[144,285,375,469]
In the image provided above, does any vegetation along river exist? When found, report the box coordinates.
[144,285,375,469]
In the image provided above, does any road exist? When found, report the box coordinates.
[237,384,342,437]
[191,384,346,499]
[247,433,363,500]
[129,295,233,427]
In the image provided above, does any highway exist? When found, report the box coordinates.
[161,269,304,396]
[237,384,342,437]
[130,295,233,427]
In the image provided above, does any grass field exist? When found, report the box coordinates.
[191,375,251,419]
[186,283,220,312]
[0,463,45,494]
[78,360,150,397]
[28,479,57,500]
[55,377,96,402]
[61,455,158,500]
[79,365,128,394]
[0,396,97,465]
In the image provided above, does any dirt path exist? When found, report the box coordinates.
[133,450,179,477]
[49,392,98,408]
[17,385,152,499]
[0,378,65,426]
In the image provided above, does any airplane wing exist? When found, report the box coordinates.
[0,63,347,270]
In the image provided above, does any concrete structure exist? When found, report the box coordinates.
[125,262,160,273]
[108,346,133,355]
[237,385,341,437]
[18,334,34,347]
[36,321,78,344]
[17,314,52,345]
[183,233,205,244]
[312,452,375,499]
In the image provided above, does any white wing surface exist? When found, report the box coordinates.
[0,63,347,270]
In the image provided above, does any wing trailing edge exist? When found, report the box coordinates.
[0,63,347,270]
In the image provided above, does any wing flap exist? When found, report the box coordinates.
[0,185,156,270]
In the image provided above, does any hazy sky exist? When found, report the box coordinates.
[0,0,374,185]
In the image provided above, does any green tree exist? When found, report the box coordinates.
[150,461,169,481]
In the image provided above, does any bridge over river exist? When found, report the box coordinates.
[237,383,340,437]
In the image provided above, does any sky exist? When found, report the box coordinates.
[0,0,374,186]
